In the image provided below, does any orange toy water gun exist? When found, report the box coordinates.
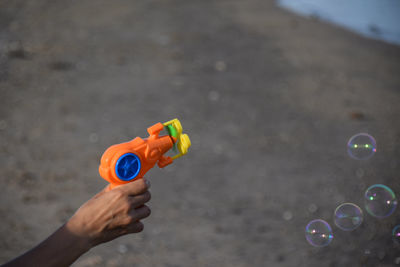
[99,119,191,190]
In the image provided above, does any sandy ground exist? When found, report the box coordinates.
[0,0,400,266]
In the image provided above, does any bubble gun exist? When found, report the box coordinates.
[99,119,191,190]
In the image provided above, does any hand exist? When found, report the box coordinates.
[66,178,151,249]
[1,179,151,267]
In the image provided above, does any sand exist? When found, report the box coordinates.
[0,0,399,266]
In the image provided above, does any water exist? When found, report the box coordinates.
[277,0,400,46]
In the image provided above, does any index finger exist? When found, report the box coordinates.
[116,178,150,196]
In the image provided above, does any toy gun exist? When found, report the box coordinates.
[99,119,191,190]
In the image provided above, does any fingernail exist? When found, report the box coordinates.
[144,179,151,188]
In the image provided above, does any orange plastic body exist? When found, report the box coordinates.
[99,122,175,190]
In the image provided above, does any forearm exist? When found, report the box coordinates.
[2,179,151,267]
[2,224,91,267]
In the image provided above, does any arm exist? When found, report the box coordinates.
[2,178,151,267]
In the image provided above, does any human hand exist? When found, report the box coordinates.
[65,178,151,249]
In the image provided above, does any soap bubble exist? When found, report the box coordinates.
[334,203,363,231]
[364,184,397,218]
[305,219,333,247]
[283,211,293,221]
[392,225,400,244]
[347,133,376,160]
[308,203,318,213]
[215,61,226,71]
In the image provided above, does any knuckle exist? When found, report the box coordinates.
[126,216,136,225]
[122,217,134,226]
[135,178,146,188]
[135,222,144,232]
[143,206,151,217]
[143,191,151,202]
[141,181,149,192]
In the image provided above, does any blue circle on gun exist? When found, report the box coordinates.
[115,153,141,181]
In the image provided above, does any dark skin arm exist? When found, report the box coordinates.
[2,178,151,267]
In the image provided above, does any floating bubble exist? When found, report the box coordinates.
[215,61,226,71]
[305,219,333,247]
[364,184,397,218]
[377,250,386,260]
[208,90,220,102]
[347,133,377,160]
[283,211,293,221]
[356,168,365,178]
[117,244,128,254]
[334,203,363,231]
[392,225,400,244]
[89,133,99,143]
[308,203,318,213]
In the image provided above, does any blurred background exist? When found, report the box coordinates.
[0,0,399,266]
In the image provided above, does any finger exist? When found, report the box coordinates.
[129,205,151,221]
[125,221,144,234]
[129,191,151,208]
[110,222,144,240]
[117,178,150,196]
